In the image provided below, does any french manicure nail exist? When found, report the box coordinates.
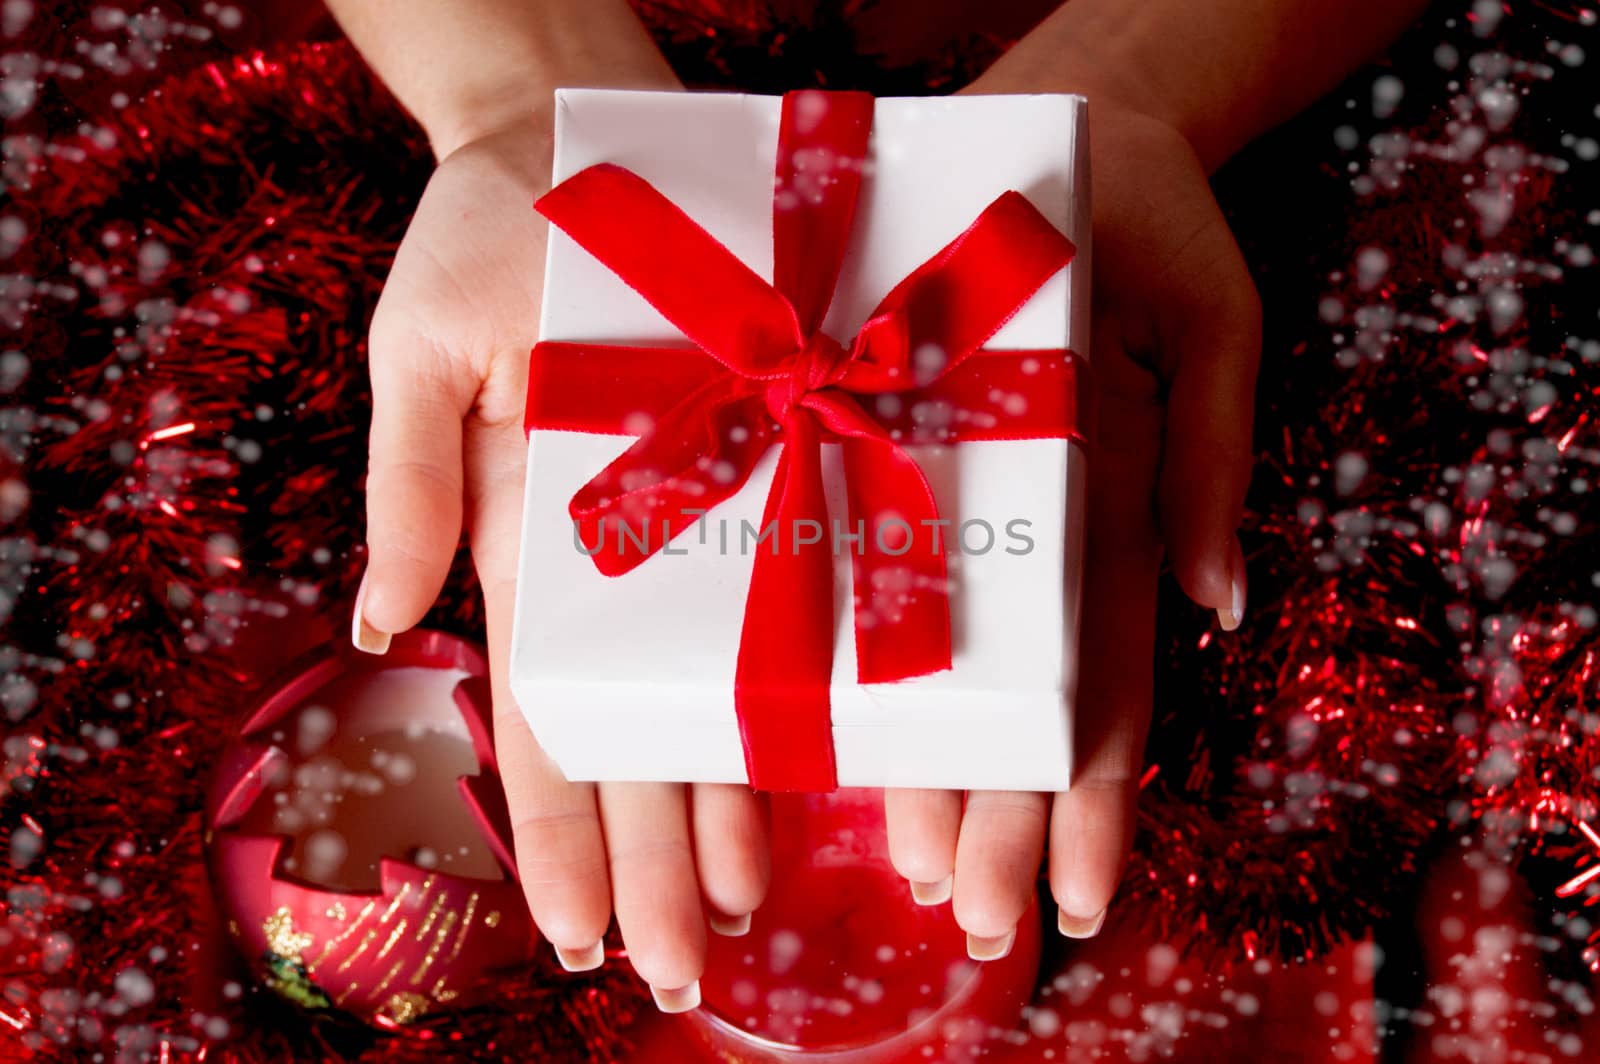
[1058,907,1107,939]
[651,980,701,1013]
[966,927,1016,962]
[709,911,752,937]
[554,942,605,972]
[351,571,392,655]
[910,875,953,906]
[1217,538,1247,632]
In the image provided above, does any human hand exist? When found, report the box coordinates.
[884,64,1261,955]
[352,103,771,1011]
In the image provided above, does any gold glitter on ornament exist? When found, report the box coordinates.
[446,893,479,963]
[484,910,501,928]
[336,927,381,974]
[409,909,458,984]
[376,918,409,962]
[414,889,448,942]
[325,902,347,920]
[312,898,377,968]
[379,881,414,924]
[263,907,314,960]
[382,992,430,1025]
[371,957,408,1001]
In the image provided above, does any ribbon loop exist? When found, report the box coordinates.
[536,164,804,377]
[841,191,1077,394]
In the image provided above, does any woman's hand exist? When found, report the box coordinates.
[330,0,766,1013]
[353,101,771,1010]
[882,0,1429,960]
[882,66,1262,953]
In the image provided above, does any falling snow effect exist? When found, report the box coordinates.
[1,0,1599,1061]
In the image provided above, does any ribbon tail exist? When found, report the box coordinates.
[570,384,771,576]
[733,412,838,792]
[805,392,953,684]
[841,438,953,684]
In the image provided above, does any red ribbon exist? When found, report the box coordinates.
[525,90,1085,791]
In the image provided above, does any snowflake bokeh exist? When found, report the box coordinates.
[2,0,1600,1061]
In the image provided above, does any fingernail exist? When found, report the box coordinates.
[1058,907,1107,939]
[966,927,1016,962]
[351,571,392,655]
[909,875,953,906]
[1217,537,1247,632]
[709,911,752,937]
[554,942,605,972]
[650,980,701,1013]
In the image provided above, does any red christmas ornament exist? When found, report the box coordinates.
[686,790,1041,1061]
[205,630,534,1027]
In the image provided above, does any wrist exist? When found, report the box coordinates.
[974,1,1241,172]
[381,0,681,162]
[424,59,681,163]
[420,77,550,163]
[990,43,1199,149]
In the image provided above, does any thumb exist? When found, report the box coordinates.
[1151,201,1261,631]
[354,326,473,652]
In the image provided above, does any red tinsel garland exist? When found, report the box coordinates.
[0,39,639,1063]
[1127,8,1600,972]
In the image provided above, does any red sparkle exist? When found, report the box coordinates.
[1556,821,1600,898]
[148,422,196,442]
[1558,416,1584,452]
[1558,865,1600,899]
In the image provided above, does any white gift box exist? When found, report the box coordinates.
[511,89,1090,791]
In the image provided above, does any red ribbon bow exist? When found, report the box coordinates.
[525,90,1086,791]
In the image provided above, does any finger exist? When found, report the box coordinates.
[470,413,612,971]
[467,363,706,1005]
[951,790,1048,960]
[356,320,474,651]
[495,709,611,970]
[690,783,770,935]
[1051,332,1163,938]
[599,781,707,1012]
[1148,180,1262,627]
[884,788,961,905]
